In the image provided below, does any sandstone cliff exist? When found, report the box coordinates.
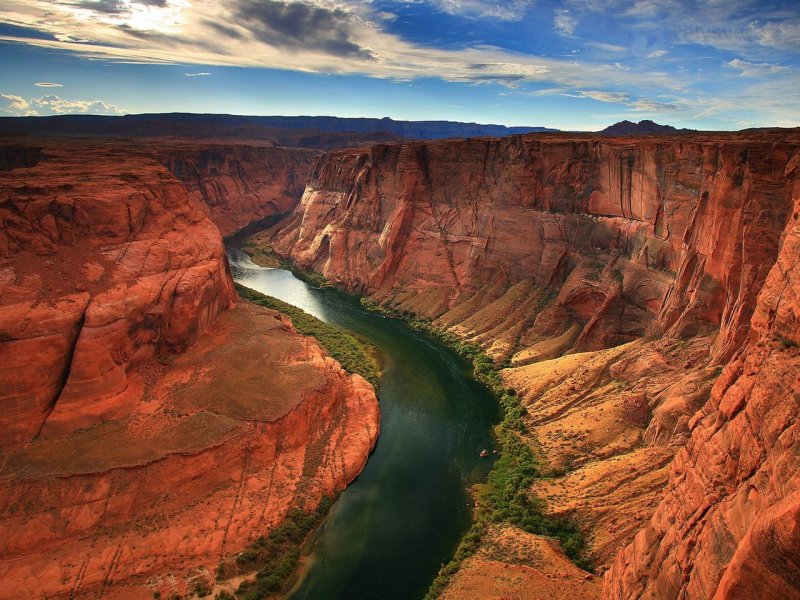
[0,140,379,598]
[603,145,800,599]
[267,129,800,598]
[161,143,317,237]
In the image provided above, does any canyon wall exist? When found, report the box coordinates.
[268,130,800,598]
[161,143,317,237]
[603,145,800,599]
[0,140,378,598]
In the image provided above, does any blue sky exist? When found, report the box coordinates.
[0,0,798,130]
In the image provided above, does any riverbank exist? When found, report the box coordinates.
[227,247,499,599]
[357,300,593,597]
[236,241,591,595]
[236,283,380,387]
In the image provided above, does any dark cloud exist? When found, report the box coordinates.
[74,0,168,15]
[233,0,374,60]
[75,0,128,14]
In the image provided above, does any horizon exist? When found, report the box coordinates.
[2,112,794,134]
[1,1,799,130]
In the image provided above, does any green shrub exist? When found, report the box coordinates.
[219,497,336,600]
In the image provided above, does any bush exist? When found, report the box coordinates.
[219,497,336,600]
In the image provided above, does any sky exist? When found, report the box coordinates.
[0,0,798,130]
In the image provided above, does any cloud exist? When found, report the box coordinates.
[31,94,127,115]
[563,89,630,103]
[185,72,211,76]
[0,93,36,115]
[726,58,786,77]
[232,0,374,60]
[554,9,577,36]
[0,0,676,92]
[647,50,667,58]
[425,0,534,21]
[562,89,681,113]
[0,91,126,115]
[34,82,64,87]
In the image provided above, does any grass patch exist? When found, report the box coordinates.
[217,497,336,600]
[240,241,283,269]
[359,299,593,598]
[236,283,379,387]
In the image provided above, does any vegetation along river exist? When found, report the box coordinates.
[226,247,500,600]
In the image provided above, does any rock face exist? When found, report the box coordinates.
[268,130,800,598]
[0,140,379,599]
[603,146,800,599]
[161,143,317,236]
[0,141,236,445]
[271,131,798,364]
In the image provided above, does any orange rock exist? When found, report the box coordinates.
[0,139,379,599]
[161,143,317,236]
[268,130,800,599]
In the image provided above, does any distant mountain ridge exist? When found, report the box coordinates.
[0,113,558,143]
[601,119,696,135]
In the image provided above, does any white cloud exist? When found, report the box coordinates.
[726,58,787,77]
[0,93,36,115]
[0,91,126,116]
[647,50,667,58]
[0,0,674,92]
[185,72,211,76]
[563,89,630,103]
[562,89,681,113]
[554,9,577,36]
[426,0,534,21]
[34,82,64,87]
[31,94,127,115]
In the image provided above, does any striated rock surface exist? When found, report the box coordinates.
[0,140,379,599]
[267,129,800,598]
[271,130,799,364]
[603,146,800,599]
[161,143,317,236]
[0,140,236,444]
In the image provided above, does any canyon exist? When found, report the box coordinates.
[0,138,378,598]
[1,124,798,599]
[266,129,800,598]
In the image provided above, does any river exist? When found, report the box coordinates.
[227,247,499,600]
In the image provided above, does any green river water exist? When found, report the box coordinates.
[227,247,499,600]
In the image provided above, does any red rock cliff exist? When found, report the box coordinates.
[0,141,236,444]
[269,130,800,598]
[603,146,800,599]
[161,143,317,236]
[0,140,379,599]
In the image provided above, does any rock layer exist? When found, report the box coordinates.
[267,129,800,598]
[0,141,236,444]
[603,146,800,599]
[161,143,317,237]
[0,140,379,599]
[271,131,798,364]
